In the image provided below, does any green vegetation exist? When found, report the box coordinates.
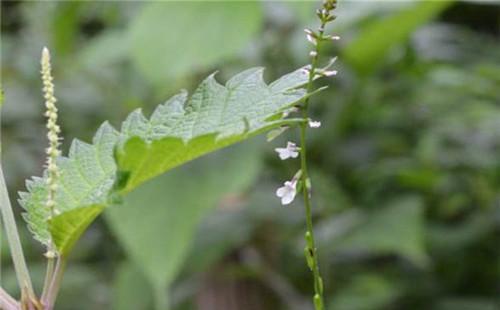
[1,1,499,309]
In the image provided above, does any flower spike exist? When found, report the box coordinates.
[41,47,61,219]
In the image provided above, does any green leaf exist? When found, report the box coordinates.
[115,68,309,192]
[343,0,453,74]
[19,66,309,255]
[106,141,262,307]
[48,205,104,256]
[336,197,428,266]
[79,30,128,67]
[112,262,154,310]
[129,2,262,84]
[328,274,401,310]
[316,197,428,266]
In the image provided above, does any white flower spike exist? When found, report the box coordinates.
[41,47,61,218]
[275,141,300,160]
[309,120,321,128]
[276,180,297,205]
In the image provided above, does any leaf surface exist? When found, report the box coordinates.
[107,141,261,307]
[343,0,453,74]
[19,67,310,254]
[129,2,262,84]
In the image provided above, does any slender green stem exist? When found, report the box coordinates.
[299,18,327,310]
[0,166,35,302]
[41,256,55,302]
[1,99,35,306]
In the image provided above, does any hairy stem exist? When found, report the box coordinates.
[299,19,327,310]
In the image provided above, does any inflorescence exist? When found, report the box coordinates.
[41,47,61,222]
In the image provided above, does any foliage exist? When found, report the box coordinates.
[129,2,263,85]
[343,0,452,74]
[106,142,262,308]
[1,1,499,310]
[19,66,310,255]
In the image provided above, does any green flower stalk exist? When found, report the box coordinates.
[274,1,339,309]
[300,2,338,308]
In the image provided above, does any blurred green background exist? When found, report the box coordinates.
[1,1,499,309]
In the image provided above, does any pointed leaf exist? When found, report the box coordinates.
[19,67,310,253]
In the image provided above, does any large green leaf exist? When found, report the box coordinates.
[316,197,428,266]
[112,262,153,310]
[129,2,262,84]
[336,197,428,266]
[328,274,401,310]
[107,141,262,309]
[19,66,310,255]
[343,0,453,74]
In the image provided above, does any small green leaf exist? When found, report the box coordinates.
[304,246,314,271]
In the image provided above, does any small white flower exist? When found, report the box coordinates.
[304,29,318,46]
[306,34,317,46]
[309,120,321,128]
[323,70,338,77]
[275,141,300,160]
[309,50,318,57]
[276,180,297,205]
[328,35,341,41]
